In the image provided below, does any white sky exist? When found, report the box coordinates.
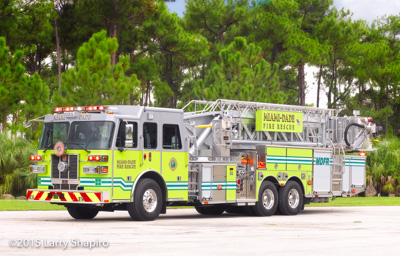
[165,0,400,108]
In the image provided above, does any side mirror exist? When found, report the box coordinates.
[125,123,134,147]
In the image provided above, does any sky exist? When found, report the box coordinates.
[165,0,400,108]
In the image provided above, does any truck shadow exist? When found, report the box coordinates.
[57,208,342,222]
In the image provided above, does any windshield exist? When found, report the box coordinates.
[39,122,69,149]
[39,121,115,150]
[67,121,115,150]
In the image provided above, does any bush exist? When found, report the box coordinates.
[366,136,400,195]
[0,133,37,196]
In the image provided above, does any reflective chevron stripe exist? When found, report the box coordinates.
[26,190,105,203]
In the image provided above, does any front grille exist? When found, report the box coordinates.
[51,154,79,190]
[69,155,78,179]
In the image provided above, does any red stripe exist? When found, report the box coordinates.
[95,193,102,201]
[45,192,54,201]
[26,191,33,200]
[34,191,44,200]
[57,192,67,202]
[80,193,92,202]
[68,192,78,202]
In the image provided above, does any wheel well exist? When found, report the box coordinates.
[287,176,305,196]
[132,171,167,214]
[263,176,279,189]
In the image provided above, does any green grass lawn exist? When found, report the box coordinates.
[307,196,400,207]
[0,200,65,211]
[1,197,400,211]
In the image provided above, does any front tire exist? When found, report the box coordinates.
[67,206,99,219]
[195,205,226,215]
[278,181,304,215]
[252,181,278,216]
[128,178,163,221]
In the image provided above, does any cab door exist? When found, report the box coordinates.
[112,120,140,200]
[161,124,188,201]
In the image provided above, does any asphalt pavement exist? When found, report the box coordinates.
[1,206,400,256]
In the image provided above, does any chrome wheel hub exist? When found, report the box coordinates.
[262,189,275,210]
[288,188,300,209]
[143,189,157,212]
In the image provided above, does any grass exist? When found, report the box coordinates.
[307,196,400,207]
[1,197,400,211]
[0,200,65,211]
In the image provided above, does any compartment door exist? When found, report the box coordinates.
[313,150,332,195]
[345,156,366,189]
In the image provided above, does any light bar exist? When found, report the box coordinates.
[53,106,107,113]
[63,107,75,112]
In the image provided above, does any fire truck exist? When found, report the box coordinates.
[27,99,376,221]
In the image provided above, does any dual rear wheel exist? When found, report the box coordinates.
[194,180,304,217]
[252,180,303,216]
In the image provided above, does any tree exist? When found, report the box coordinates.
[184,0,249,85]
[144,3,208,107]
[0,0,55,75]
[293,0,332,106]
[54,30,140,106]
[193,37,285,103]
[367,15,400,135]
[315,8,367,109]
[185,0,249,45]
[22,73,50,140]
[0,37,26,133]
[246,0,309,105]
[76,0,157,65]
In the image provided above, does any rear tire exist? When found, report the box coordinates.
[252,181,278,216]
[278,181,303,215]
[67,206,99,219]
[195,205,226,215]
[128,178,163,221]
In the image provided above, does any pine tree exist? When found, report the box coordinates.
[0,37,26,133]
[194,37,285,103]
[54,30,140,106]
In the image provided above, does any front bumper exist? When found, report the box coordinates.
[26,189,110,204]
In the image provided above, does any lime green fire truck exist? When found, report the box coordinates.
[27,99,376,221]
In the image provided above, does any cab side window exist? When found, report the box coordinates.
[163,124,182,150]
[116,121,138,148]
[143,122,157,149]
